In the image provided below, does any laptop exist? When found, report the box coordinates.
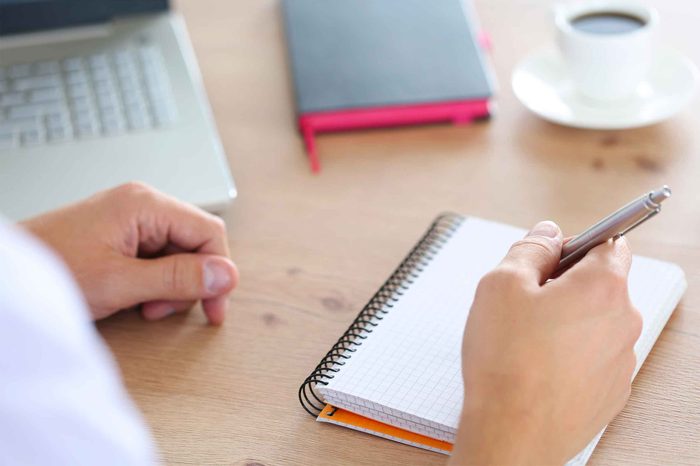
[0,0,236,220]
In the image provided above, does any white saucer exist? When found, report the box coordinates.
[512,47,699,129]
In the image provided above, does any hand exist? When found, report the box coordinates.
[21,182,239,324]
[450,221,642,465]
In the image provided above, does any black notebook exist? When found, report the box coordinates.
[281,0,496,171]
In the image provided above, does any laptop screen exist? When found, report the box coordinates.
[0,0,169,36]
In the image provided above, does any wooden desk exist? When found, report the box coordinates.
[98,0,700,464]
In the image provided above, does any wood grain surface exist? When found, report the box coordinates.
[98,1,700,464]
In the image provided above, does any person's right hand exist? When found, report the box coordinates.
[450,221,642,466]
[21,182,238,324]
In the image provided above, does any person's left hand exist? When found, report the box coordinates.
[21,182,239,324]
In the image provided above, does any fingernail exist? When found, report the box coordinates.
[204,259,232,294]
[529,221,560,238]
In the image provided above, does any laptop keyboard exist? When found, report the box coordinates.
[0,44,177,149]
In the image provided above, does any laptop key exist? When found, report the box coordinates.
[96,95,118,111]
[120,80,141,98]
[10,102,64,119]
[113,49,133,64]
[94,80,116,95]
[68,83,90,99]
[0,92,25,107]
[29,87,63,103]
[0,132,17,149]
[122,92,140,107]
[75,121,99,138]
[125,99,147,113]
[70,96,94,111]
[20,128,44,145]
[0,124,16,137]
[91,67,112,82]
[102,114,125,134]
[130,115,151,131]
[73,110,97,125]
[13,74,61,92]
[34,61,61,76]
[78,128,99,138]
[65,70,89,85]
[47,126,70,142]
[9,104,43,119]
[88,54,109,69]
[100,106,121,120]
[9,64,31,79]
[2,117,39,132]
[45,112,70,130]
[62,57,83,72]
[127,105,151,128]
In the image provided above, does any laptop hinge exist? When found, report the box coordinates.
[0,23,114,50]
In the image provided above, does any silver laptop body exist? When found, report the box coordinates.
[0,3,236,220]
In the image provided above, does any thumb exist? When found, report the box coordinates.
[119,253,238,305]
[499,221,563,285]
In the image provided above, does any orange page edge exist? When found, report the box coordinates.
[317,404,453,453]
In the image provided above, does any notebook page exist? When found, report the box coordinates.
[319,216,686,457]
[628,256,686,374]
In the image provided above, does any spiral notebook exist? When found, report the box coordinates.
[299,214,687,465]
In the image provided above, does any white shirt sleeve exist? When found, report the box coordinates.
[0,220,157,465]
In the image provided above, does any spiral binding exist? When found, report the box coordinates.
[298,213,465,416]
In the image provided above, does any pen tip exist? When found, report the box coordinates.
[650,185,672,203]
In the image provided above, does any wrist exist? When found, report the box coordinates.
[450,398,562,466]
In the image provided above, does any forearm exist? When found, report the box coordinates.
[449,402,565,466]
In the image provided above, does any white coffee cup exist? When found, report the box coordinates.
[555,1,658,100]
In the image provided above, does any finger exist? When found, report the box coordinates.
[551,239,634,320]
[117,253,238,305]
[547,236,575,278]
[127,186,230,258]
[568,236,633,278]
[202,295,229,326]
[141,300,196,321]
[499,221,564,285]
[202,261,240,325]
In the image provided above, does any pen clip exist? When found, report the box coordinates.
[615,208,660,239]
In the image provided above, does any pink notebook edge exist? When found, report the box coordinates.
[298,98,491,173]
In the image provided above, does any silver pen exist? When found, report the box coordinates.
[556,185,672,274]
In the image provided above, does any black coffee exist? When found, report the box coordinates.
[571,12,646,34]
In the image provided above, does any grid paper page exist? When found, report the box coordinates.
[319,216,686,463]
[320,217,524,433]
